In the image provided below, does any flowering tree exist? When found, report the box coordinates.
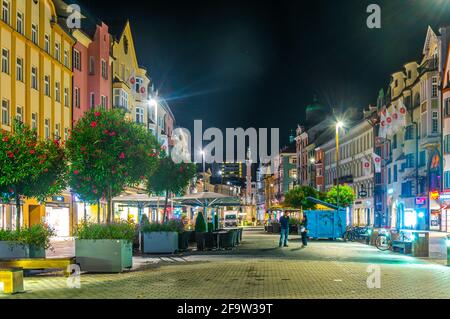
[147,154,197,222]
[0,121,67,230]
[325,185,356,208]
[66,109,159,223]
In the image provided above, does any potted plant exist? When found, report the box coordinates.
[0,229,27,259]
[21,224,55,258]
[75,221,135,273]
[0,224,55,259]
[141,219,183,254]
[195,212,207,251]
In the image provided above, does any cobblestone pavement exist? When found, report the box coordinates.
[3,228,450,299]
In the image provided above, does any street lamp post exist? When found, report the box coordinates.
[336,121,343,209]
[201,150,206,192]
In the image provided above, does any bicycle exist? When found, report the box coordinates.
[343,226,371,242]
[375,228,409,251]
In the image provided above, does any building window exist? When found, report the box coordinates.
[44,119,50,139]
[1,99,10,125]
[101,95,107,109]
[89,56,95,75]
[446,135,450,154]
[401,181,412,197]
[31,113,37,130]
[432,76,438,98]
[135,77,144,93]
[55,43,60,61]
[16,105,23,122]
[2,0,9,24]
[406,154,414,168]
[419,150,426,167]
[54,123,60,140]
[31,66,38,89]
[64,128,68,141]
[64,88,69,107]
[392,134,397,149]
[44,75,50,96]
[64,50,69,68]
[55,82,60,102]
[44,34,50,53]
[113,89,128,109]
[101,59,107,79]
[31,24,38,44]
[74,87,80,108]
[432,111,438,133]
[388,167,391,184]
[1,48,9,74]
[16,11,23,34]
[408,70,412,79]
[445,98,450,117]
[90,93,95,108]
[73,49,81,70]
[445,171,450,190]
[405,125,414,140]
[136,107,144,123]
[16,57,23,81]
[393,165,397,182]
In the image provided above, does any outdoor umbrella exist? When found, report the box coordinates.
[173,192,241,230]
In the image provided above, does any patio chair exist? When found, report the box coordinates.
[219,231,235,250]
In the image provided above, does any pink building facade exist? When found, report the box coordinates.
[72,22,112,123]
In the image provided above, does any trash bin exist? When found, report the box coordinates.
[412,231,429,257]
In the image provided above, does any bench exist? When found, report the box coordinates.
[0,258,75,277]
[392,240,412,254]
[0,268,24,294]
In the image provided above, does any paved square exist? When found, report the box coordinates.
[2,228,450,299]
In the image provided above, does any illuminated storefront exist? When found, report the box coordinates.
[439,191,450,233]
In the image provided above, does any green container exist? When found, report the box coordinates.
[28,245,46,258]
[75,239,132,273]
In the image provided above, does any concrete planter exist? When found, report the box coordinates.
[0,241,29,259]
[75,239,132,273]
[29,245,46,258]
[142,232,178,254]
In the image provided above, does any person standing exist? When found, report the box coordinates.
[279,211,290,247]
[300,214,308,248]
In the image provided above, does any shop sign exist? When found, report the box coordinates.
[430,191,439,200]
[415,197,427,206]
[439,192,450,201]
[52,196,65,202]
[358,190,368,198]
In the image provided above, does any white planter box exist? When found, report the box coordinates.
[142,232,178,254]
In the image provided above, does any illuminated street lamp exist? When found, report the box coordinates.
[335,121,344,209]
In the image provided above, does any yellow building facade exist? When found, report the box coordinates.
[0,0,74,234]
[111,21,150,127]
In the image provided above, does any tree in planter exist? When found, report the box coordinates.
[66,109,159,223]
[325,184,356,208]
[195,212,207,233]
[0,120,67,230]
[146,154,197,222]
[283,186,318,210]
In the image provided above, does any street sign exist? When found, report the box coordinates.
[359,190,368,198]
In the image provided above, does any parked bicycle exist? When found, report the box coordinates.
[343,226,371,242]
[374,228,409,251]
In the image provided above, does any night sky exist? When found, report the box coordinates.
[76,0,450,145]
